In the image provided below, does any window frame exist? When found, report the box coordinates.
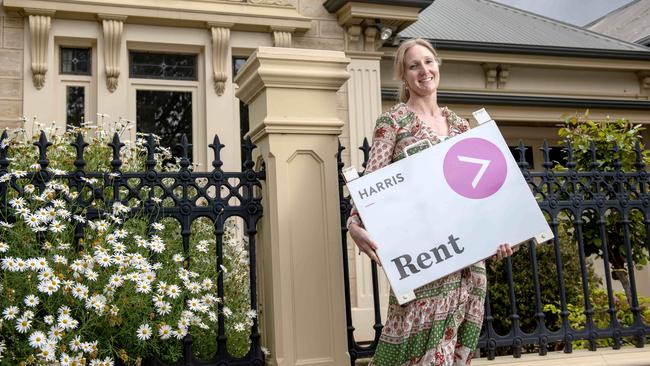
[55,38,97,131]
[59,47,92,76]
[126,42,205,167]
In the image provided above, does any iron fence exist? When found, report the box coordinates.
[0,131,266,366]
[338,138,650,363]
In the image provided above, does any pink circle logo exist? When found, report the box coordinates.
[443,138,507,199]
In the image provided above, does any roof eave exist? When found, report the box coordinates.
[404,38,650,61]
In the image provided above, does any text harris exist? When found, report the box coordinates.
[358,173,405,200]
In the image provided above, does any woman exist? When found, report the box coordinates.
[347,38,515,366]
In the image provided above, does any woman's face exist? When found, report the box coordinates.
[403,44,440,98]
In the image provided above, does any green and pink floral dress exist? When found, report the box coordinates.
[362,103,486,366]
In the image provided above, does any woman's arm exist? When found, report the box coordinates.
[347,113,399,266]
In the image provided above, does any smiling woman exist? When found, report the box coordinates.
[346,38,516,366]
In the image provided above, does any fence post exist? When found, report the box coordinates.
[235,47,350,366]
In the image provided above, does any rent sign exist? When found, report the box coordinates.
[345,111,553,305]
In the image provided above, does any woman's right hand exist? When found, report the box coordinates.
[348,222,381,266]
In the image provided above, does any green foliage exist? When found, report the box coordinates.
[557,112,650,304]
[544,289,650,349]
[486,237,601,338]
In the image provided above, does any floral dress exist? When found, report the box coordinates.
[361,103,487,366]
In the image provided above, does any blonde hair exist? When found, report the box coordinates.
[394,38,441,103]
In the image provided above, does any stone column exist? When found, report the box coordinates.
[235,47,350,366]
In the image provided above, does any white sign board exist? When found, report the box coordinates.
[345,116,553,305]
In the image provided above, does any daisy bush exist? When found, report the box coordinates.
[0,120,259,365]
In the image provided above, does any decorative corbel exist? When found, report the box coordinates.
[497,64,510,89]
[345,25,362,52]
[637,71,650,95]
[99,15,127,93]
[482,63,497,89]
[27,10,54,90]
[209,23,233,96]
[363,25,378,52]
[271,27,294,48]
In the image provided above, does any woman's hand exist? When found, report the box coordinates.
[348,222,382,266]
[493,243,518,260]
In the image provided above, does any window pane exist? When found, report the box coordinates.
[136,90,193,160]
[60,48,91,75]
[66,86,85,128]
[130,52,197,80]
[232,56,248,77]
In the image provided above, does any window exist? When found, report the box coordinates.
[136,90,193,160]
[66,86,85,127]
[130,50,200,163]
[130,52,197,80]
[60,47,91,75]
[58,44,95,129]
[508,145,534,169]
[233,56,250,166]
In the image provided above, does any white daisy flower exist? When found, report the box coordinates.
[108,274,123,287]
[49,220,66,233]
[186,281,201,294]
[9,197,26,208]
[58,314,78,330]
[72,283,89,300]
[234,322,246,332]
[12,170,27,178]
[59,352,72,366]
[48,325,64,341]
[72,214,86,223]
[166,285,181,299]
[15,316,32,333]
[24,295,40,307]
[172,254,184,263]
[114,228,128,238]
[39,344,57,361]
[25,214,41,227]
[28,330,47,349]
[3,306,19,320]
[69,335,82,351]
[156,301,172,316]
[158,324,172,340]
[136,323,152,341]
[223,307,233,317]
[44,315,55,324]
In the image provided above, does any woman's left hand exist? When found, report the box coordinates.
[493,243,518,260]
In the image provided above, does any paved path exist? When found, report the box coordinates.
[473,347,650,366]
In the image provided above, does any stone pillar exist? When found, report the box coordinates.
[235,47,350,366]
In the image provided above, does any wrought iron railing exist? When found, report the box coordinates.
[0,131,266,366]
[338,138,650,364]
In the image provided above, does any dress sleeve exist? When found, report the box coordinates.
[347,113,398,229]
[365,113,398,174]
